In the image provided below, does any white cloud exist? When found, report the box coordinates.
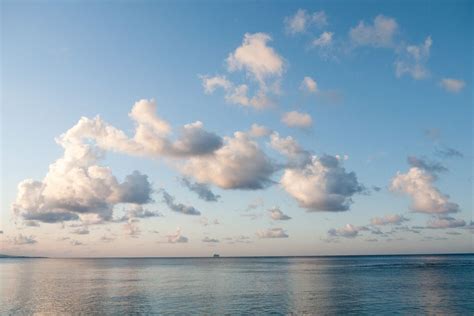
[57,99,223,159]
[350,15,398,48]
[11,99,227,224]
[390,166,459,214]
[226,84,272,109]
[312,11,328,28]
[285,9,308,34]
[12,98,281,226]
[172,121,224,156]
[281,111,313,128]
[284,9,327,35]
[202,77,273,109]
[395,36,432,80]
[439,78,466,93]
[202,33,284,110]
[247,124,271,138]
[256,227,289,238]
[269,132,311,167]
[166,228,188,243]
[328,224,366,238]
[312,32,333,47]
[12,160,153,224]
[281,155,364,212]
[227,33,284,84]
[129,99,171,136]
[370,214,409,226]
[268,207,292,220]
[182,131,276,189]
[300,76,318,93]
[426,216,466,229]
[201,75,232,94]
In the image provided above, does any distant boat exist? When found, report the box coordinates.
[213,254,220,258]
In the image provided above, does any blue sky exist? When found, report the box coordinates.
[1,0,472,257]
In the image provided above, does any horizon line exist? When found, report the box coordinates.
[2,252,473,259]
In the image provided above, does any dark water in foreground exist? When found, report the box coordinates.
[1,255,473,314]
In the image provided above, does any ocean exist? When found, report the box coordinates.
[1,255,473,314]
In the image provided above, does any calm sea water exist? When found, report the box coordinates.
[1,255,473,314]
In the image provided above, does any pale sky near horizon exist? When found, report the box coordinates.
[1,0,472,257]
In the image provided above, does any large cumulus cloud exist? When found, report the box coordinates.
[182,131,276,190]
[12,162,153,224]
[280,155,364,212]
[59,99,223,159]
[390,157,459,214]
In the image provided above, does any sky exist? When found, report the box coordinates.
[1,0,472,257]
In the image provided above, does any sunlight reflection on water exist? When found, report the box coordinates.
[1,255,473,314]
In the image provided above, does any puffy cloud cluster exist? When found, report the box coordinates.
[347,15,436,82]
[12,161,153,224]
[284,10,334,59]
[11,99,230,225]
[202,33,284,109]
[256,227,289,239]
[390,159,459,214]
[179,177,220,202]
[161,190,201,216]
[268,207,292,221]
[59,100,223,159]
[281,155,364,212]
[395,36,432,80]
[182,131,276,190]
[350,15,398,48]
[439,78,466,93]
[370,214,409,226]
[284,9,327,34]
[281,111,313,129]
